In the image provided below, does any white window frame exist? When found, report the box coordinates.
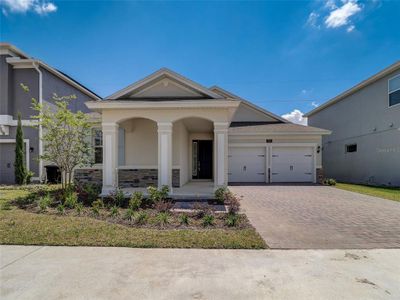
[388,74,400,108]
[92,128,103,165]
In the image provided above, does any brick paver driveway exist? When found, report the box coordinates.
[230,185,400,249]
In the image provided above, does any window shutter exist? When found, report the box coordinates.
[118,127,125,166]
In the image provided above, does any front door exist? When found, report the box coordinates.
[192,140,213,179]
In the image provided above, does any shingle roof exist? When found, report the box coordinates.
[229,123,331,134]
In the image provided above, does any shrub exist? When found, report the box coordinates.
[108,188,126,207]
[75,202,83,215]
[64,192,78,209]
[179,214,189,225]
[25,171,34,184]
[225,192,241,215]
[129,192,143,210]
[124,208,135,221]
[91,199,103,216]
[91,206,100,217]
[1,202,12,210]
[215,187,228,204]
[202,214,215,227]
[14,194,36,207]
[156,212,170,227]
[324,178,337,186]
[135,211,148,225]
[193,202,213,219]
[76,183,100,206]
[38,194,52,212]
[57,204,65,215]
[109,205,119,218]
[225,214,239,227]
[154,200,174,213]
[147,185,170,205]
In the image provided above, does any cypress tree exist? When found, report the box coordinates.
[14,112,26,184]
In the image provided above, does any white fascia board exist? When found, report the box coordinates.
[106,68,222,100]
[228,131,331,136]
[85,100,240,110]
[209,85,289,123]
[0,43,30,58]
[6,58,101,101]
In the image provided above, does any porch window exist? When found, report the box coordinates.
[92,128,103,164]
[389,74,400,107]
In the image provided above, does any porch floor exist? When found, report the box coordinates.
[122,181,215,200]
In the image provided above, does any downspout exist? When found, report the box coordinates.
[33,61,44,182]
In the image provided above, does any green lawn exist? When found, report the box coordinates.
[335,183,400,202]
[0,187,266,249]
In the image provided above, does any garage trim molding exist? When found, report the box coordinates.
[229,143,318,183]
[0,138,31,173]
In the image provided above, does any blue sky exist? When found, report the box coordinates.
[1,0,399,123]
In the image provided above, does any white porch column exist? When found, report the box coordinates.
[157,122,173,190]
[214,122,229,187]
[102,122,119,195]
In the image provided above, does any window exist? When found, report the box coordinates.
[92,129,103,164]
[346,144,357,153]
[389,75,400,107]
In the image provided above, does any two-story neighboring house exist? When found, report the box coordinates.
[305,61,400,187]
[0,43,101,184]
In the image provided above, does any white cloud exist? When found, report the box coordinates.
[306,12,320,28]
[325,1,362,28]
[1,0,57,15]
[346,25,355,32]
[282,109,308,125]
[311,101,319,108]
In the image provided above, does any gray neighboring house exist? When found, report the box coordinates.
[0,43,101,184]
[305,61,400,187]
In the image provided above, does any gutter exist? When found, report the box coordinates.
[33,61,44,182]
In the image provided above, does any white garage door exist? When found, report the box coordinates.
[228,147,266,182]
[271,147,314,183]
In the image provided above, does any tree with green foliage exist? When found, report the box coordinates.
[14,112,27,184]
[31,94,93,192]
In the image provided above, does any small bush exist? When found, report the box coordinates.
[1,202,12,210]
[215,187,228,204]
[38,194,52,212]
[109,205,119,218]
[124,208,135,221]
[14,194,36,207]
[92,199,104,209]
[324,178,337,186]
[64,192,78,209]
[91,199,103,216]
[108,188,126,207]
[202,214,215,227]
[129,192,143,210]
[225,214,239,227]
[57,204,65,215]
[147,185,170,205]
[135,211,148,225]
[225,192,241,215]
[75,203,83,215]
[179,214,189,225]
[193,202,213,219]
[154,200,174,213]
[25,171,34,184]
[156,212,170,227]
[76,183,100,206]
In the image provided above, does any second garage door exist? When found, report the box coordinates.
[228,147,266,183]
[271,147,314,183]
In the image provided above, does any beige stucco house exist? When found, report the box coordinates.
[78,68,330,197]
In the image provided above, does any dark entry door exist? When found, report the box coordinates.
[192,140,213,179]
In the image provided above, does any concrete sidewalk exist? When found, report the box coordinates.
[1,246,399,299]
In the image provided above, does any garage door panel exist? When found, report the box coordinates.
[229,147,266,182]
[271,147,314,183]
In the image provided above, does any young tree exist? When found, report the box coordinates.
[31,94,93,192]
[14,112,27,184]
